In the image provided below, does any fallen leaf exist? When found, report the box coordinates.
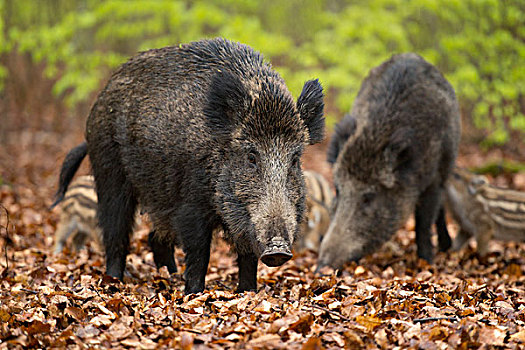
[64,306,86,322]
[322,332,345,347]
[301,336,324,350]
[478,326,507,346]
[248,334,283,348]
[180,332,194,350]
[355,315,382,331]
[510,329,525,343]
[289,314,314,335]
[22,320,51,335]
[254,300,273,314]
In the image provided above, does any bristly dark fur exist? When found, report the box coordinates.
[51,142,88,209]
[297,79,325,144]
[58,37,326,294]
[327,114,356,164]
[204,70,248,139]
[319,53,460,269]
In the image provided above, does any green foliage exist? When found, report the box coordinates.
[472,160,525,177]
[1,0,524,145]
[408,0,525,145]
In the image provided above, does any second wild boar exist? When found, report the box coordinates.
[318,53,460,269]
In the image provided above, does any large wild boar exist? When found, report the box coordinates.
[318,53,460,269]
[55,38,325,294]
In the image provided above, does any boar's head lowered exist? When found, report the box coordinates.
[319,120,418,269]
[318,53,460,270]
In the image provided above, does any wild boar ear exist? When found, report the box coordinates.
[297,79,325,144]
[204,69,247,130]
[380,129,414,188]
[468,175,488,195]
[327,114,356,164]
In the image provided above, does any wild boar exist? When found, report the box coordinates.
[51,175,102,253]
[55,38,325,293]
[294,170,333,252]
[441,167,525,255]
[318,53,460,269]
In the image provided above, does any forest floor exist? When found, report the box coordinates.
[1,127,524,349]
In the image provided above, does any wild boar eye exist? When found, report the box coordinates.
[247,151,257,168]
[362,192,376,205]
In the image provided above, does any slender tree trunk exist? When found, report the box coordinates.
[0,0,12,145]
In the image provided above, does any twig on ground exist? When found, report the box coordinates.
[21,288,39,294]
[309,304,351,322]
[1,204,10,272]
[215,280,231,290]
[180,328,203,335]
[93,286,107,302]
[413,316,460,323]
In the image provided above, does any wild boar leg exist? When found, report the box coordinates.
[452,229,472,251]
[237,253,258,292]
[94,164,137,280]
[415,183,442,262]
[178,215,213,294]
[72,231,89,251]
[435,206,452,252]
[54,219,78,253]
[475,218,494,257]
[148,230,177,273]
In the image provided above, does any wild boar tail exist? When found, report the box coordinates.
[51,142,88,209]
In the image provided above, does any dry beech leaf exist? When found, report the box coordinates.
[107,320,134,341]
[225,333,243,342]
[254,300,273,314]
[89,315,113,327]
[180,332,194,350]
[429,325,449,341]
[344,329,365,347]
[0,308,12,322]
[185,294,209,309]
[374,328,389,348]
[458,307,475,317]
[301,336,324,350]
[289,314,314,335]
[322,332,345,347]
[75,324,101,338]
[121,337,158,349]
[355,315,382,331]
[64,306,86,321]
[478,326,507,346]
[510,329,525,343]
[22,321,51,335]
[248,334,283,347]
[354,266,366,275]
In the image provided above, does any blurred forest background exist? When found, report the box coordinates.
[0,0,524,183]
